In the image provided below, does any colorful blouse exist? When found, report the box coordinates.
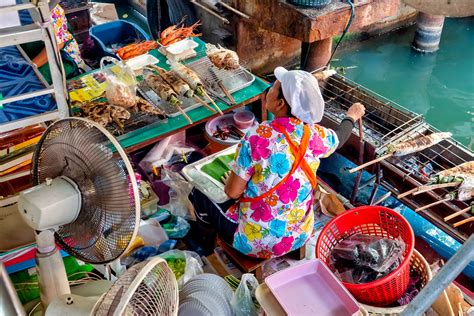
[51,5,86,70]
[229,117,339,258]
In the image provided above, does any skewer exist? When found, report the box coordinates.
[397,187,419,199]
[203,90,223,115]
[413,182,461,196]
[444,206,473,222]
[217,81,236,105]
[349,153,393,173]
[176,104,193,124]
[453,217,473,228]
[415,197,452,212]
[350,119,364,204]
[194,96,216,113]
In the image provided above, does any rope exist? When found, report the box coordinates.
[326,0,355,67]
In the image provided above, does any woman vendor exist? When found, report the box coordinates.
[191,67,365,259]
[22,4,86,83]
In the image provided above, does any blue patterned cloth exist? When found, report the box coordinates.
[0,46,56,123]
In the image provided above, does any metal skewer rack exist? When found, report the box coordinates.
[0,0,69,133]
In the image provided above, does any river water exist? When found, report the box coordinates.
[335,17,474,150]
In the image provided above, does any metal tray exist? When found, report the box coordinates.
[137,56,255,117]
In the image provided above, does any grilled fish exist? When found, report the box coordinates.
[170,62,206,96]
[144,73,181,106]
[148,65,193,97]
[388,132,453,156]
[206,44,239,70]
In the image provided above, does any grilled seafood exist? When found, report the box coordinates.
[160,20,201,46]
[206,44,239,70]
[136,96,165,116]
[148,65,193,97]
[388,132,453,156]
[170,62,206,96]
[117,41,159,60]
[144,73,181,106]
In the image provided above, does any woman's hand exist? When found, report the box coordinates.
[347,102,365,122]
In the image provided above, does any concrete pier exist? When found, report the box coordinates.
[412,12,445,53]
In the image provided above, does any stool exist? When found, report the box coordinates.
[216,237,306,282]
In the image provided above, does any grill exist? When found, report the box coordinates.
[319,74,473,242]
[380,125,473,242]
[320,75,424,149]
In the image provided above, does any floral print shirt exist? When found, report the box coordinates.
[229,117,339,258]
[51,5,86,69]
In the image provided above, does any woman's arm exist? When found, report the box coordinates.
[334,102,365,149]
[31,42,65,68]
[224,172,248,199]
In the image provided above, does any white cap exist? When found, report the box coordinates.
[274,66,325,124]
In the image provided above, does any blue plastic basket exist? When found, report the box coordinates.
[288,0,331,8]
[89,20,151,58]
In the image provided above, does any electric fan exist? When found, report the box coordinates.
[16,118,178,315]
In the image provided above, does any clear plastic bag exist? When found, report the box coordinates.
[159,250,203,288]
[330,233,405,284]
[160,169,195,221]
[100,56,137,108]
[231,273,260,316]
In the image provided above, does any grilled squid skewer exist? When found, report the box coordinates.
[349,132,453,173]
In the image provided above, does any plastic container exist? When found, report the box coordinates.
[265,259,360,316]
[89,20,151,58]
[125,54,159,75]
[233,111,255,129]
[316,206,415,307]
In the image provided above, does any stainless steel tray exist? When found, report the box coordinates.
[137,56,255,117]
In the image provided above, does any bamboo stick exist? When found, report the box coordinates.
[444,206,472,222]
[176,105,193,124]
[413,182,461,196]
[453,217,473,228]
[397,187,419,199]
[203,90,223,115]
[194,96,216,113]
[416,197,451,212]
[218,81,236,105]
[348,153,393,173]
[217,1,251,19]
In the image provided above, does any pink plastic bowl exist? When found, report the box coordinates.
[233,111,255,129]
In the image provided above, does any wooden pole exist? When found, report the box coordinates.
[416,197,451,212]
[348,153,393,174]
[444,206,472,222]
[413,182,461,196]
[453,217,473,228]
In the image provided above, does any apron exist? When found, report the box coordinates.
[231,122,317,211]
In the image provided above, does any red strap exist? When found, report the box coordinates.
[239,123,315,203]
[273,123,318,190]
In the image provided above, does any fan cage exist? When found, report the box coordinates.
[94,258,179,315]
[32,118,140,264]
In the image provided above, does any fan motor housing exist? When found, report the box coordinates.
[18,177,82,231]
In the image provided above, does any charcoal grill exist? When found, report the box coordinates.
[318,74,473,242]
[378,124,473,242]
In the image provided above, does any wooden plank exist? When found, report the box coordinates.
[235,0,398,42]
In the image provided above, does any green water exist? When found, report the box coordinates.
[335,18,474,150]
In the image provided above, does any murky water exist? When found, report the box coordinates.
[335,18,474,150]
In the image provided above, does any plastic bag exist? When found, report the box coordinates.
[150,210,191,238]
[100,56,136,108]
[231,273,260,316]
[159,250,203,288]
[330,233,405,284]
[139,132,195,173]
[160,169,195,221]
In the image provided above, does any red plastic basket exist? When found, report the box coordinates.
[316,206,415,306]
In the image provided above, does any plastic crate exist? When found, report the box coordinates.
[89,20,151,58]
[287,0,331,8]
